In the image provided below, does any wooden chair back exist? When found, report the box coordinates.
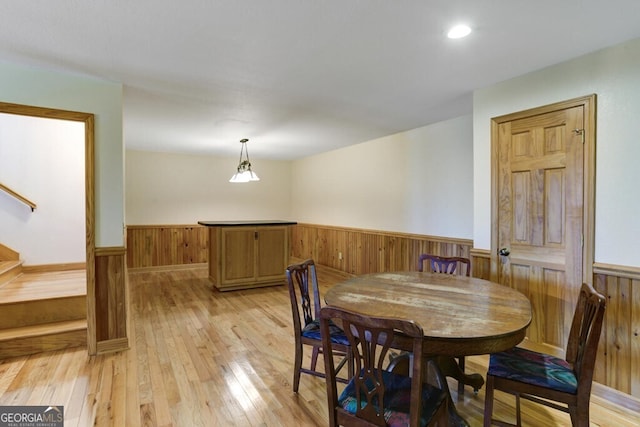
[566,282,607,401]
[286,258,321,332]
[320,306,444,427]
[418,254,470,276]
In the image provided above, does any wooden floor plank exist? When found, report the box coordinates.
[0,266,637,426]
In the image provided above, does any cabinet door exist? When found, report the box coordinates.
[256,226,288,280]
[221,228,255,283]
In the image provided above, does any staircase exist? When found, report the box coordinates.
[0,243,87,359]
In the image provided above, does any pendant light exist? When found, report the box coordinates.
[229,138,260,183]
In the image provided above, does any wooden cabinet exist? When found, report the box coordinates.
[199,221,296,291]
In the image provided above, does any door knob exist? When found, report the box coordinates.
[498,247,511,256]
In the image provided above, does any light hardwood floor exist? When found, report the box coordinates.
[0,266,637,426]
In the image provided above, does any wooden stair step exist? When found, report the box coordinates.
[0,319,86,340]
[0,243,19,262]
[0,269,86,329]
[0,260,22,273]
[0,267,87,359]
[0,269,85,303]
[0,319,87,359]
[0,294,86,330]
[0,260,23,287]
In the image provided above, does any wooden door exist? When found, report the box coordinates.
[492,95,595,350]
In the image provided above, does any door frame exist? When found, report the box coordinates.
[0,101,97,354]
[490,94,596,285]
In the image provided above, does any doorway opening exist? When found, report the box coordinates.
[0,101,96,354]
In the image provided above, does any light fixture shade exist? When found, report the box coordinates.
[229,169,260,183]
[229,139,260,183]
[229,171,249,183]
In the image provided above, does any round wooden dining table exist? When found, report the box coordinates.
[324,271,532,427]
[325,271,532,355]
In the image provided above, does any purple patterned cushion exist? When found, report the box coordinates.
[301,319,350,346]
[488,346,577,394]
[338,369,446,427]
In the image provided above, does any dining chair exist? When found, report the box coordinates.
[320,306,449,427]
[417,253,470,276]
[286,259,353,392]
[483,282,606,427]
[417,253,476,397]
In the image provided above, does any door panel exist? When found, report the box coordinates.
[546,169,565,245]
[495,103,585,349]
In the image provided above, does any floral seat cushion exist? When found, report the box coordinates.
[338,369,446,427]
[488,346,577,394]
[301,319,350,346]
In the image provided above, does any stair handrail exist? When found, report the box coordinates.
[0,182,36,211]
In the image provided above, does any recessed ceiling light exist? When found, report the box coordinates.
[447,24,471,39]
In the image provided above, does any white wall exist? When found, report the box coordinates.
[0,115,85,265]
[473,37,640,267]
[0,60,124,248]
[125,150,292,224]
[291,114,473,239]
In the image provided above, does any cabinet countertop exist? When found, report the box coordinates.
[197,220,297,227]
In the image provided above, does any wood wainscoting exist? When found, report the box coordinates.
[124,223,486,275]
[470,248,491,280]
[290,223,474,275]
[593,263,640,399]
[126,225,208,269]
[95,246,129,354]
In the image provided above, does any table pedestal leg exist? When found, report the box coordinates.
[425,358,470,427]
[387,353,471,427]
[435,355,485,396]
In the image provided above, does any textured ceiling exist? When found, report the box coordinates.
[1,1,640,159]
